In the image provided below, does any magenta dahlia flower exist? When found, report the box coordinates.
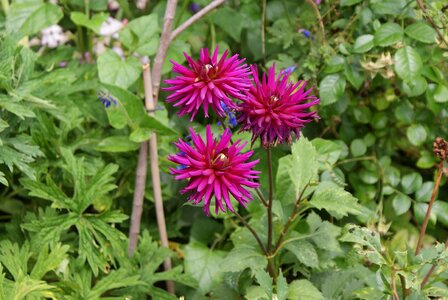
[168,125,260,216]
[164,48,251,121]
[238,65,319,147]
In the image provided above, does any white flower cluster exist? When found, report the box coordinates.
[41,25,69,48]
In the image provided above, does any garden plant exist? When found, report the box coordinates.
[0,0,447,299]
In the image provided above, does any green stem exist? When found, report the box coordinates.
[1,0,9,15]
[266,147,276,281]
[174,0,190,28]
[234,211,268,255]
[261,0,267,67]
[267,147,274,252]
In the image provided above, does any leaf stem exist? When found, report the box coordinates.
[233,211,268,255]
[261,0,267,67]
[273,183,310,253]
[415,161,444,256]
[266,147,274,252]
[420,239,448,288]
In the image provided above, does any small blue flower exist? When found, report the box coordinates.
[176,164,188,170]
[98,91,117,108]
[282,65,297,75]
[189,3,201,13]
[228,113,238,127]
[298,29,312,39]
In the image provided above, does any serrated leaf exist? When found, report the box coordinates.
[405,22,437,44]
[288,137,319,199]
[394,46,422,82]
[184,243,226,294]
[254,269,273,299]
[374,23,403,47]
[310,181,362,219]
[221,245,267,274]
[284,239,318,268]
[287,279,324,300]
[277,270,288,300]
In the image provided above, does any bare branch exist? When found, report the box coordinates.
[170,0,226,42]
[151,0,178,105]
[128,141,148,256]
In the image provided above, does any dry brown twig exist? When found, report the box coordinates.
[416,0,448,47]
[129,0,228,294]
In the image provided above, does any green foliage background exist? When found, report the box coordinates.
[0,0,447,299]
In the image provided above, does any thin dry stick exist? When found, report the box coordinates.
[420,239,448,288]
[415,162,444,255]
[142,58,175,294]
[171,0,227,42]
[261,0,267,67]
[128,142,148,256]
[304,0,325,45]
[416,0,448,47]
[151,0,178,105]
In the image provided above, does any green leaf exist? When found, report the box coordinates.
[340,0,362,6]
[319,74,346,106]
[95,136,140,152]
[374,23,403,47]
[310,181,363,219]
[433,84,448,103]
[277,271,288,300]
[392,193,412,215]
[276,156,297,204]
[288,137,319,199]
[103,84,177,136]
[70,12,108,33]
[393,46,422,82]
[415,181,434,202]
[184,243,226,294]
[120,14,160,56]
[287,280,324,300]
[344,65,364,90]
[414,203,436,225]
[213,7,243,42]
[340,225,386,265]
[306,212,341,252]
[221,245,267,274]
[434,201,448,226]
[311,138,342,169]
[401,172,423,194]
[7,2,63,36]
[284,239,318,268]
[97,50,141,89]
[162,40,192,74]
[402,76,427,97]
[352,35,374,53]
[254,269,273,299]
[404,22,437,44]
[372,0,406,15]
[406,124,427,146]
[350,139,367,157]
[86,269,141,298]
